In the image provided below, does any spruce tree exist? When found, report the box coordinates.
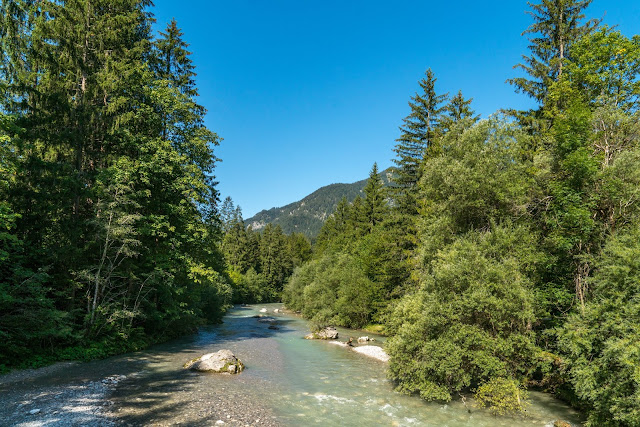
[362,162,387,232]
[509,0,599,103]
[315,196,351,255]
[392,68,447,215]
[152,18,220,185]
[440,90,479,133]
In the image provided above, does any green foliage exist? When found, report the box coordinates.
[362,163,387,232]
[416,117,535,263]
[283,253,381,329]
[509,0,599,103]
[386,225,542,401]
[474,377,530,416]
[559,226,640,426]
[392,68,447,215]
[221,198,311,303]
[566,26,640,111]
[0,2,230,369]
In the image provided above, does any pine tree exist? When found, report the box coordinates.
[392,68,447,215]
[315,196,351,255]
[347,196,367,237]
[259,224,292,292]
[509,0,599,103]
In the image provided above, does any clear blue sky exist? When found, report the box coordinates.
[151,0,640,218]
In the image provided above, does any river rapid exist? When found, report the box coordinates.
[1,304,582,426]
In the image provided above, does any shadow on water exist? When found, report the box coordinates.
[0,304,584,427]
[101,305,291,425]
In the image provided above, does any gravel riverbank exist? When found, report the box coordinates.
[0,358,280,427]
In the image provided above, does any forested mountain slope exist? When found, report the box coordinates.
[246,168,393,238]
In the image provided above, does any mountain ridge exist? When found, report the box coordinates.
[246,168,394,238]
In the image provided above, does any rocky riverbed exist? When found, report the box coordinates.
[0,359,279,427]
[1,304,582,427]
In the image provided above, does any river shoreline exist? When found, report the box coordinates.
[0,359,280,427]
[1,304,582,426]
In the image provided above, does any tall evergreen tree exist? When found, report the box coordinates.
[259,224,292,292]
[362,162,387,232]
[219,196,236,233]
[152,19,218,170]
[509,0,599,103]
[392,68,447,214]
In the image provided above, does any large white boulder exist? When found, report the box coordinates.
[184,350,244,374]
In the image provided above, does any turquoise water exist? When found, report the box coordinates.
[9,303,578,425]
[212,304,581,426]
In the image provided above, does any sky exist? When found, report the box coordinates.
[151,0,640,219]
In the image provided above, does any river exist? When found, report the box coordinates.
[0,304,582,426]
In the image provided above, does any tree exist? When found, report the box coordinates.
[315,196,352,255]
[259,224,292,292]
[559,226,640,426]
[387,225,541,402]
[392,68,447,214]
[152,18,220,175]
[219,197,236,232]
[509,0,599,103]
[567,27,640,110]
[362,162,387,232]
[286,232,312,267]
[440,90,479,134]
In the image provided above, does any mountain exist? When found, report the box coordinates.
[246,168,394,239]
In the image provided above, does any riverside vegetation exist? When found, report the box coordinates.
[1,1,640,426]
[279,2,639,425]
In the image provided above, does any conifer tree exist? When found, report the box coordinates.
[152,18,220,186]
[509,0,599,103]
[440,90,479,133]
[315,196,351,254]
[219,197,236,232]
[392,68,447,214]
[259,224,292,292]
[348,196,367,237]
[362,163,387,232]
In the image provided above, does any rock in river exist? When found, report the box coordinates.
[304,327,339,340]
[184,350,244,374]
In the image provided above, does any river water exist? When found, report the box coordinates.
[2,304,583,426]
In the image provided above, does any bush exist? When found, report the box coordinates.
[474,377,529,415]
[386,225,541,401]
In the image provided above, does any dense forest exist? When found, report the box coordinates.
[2,0,640,426]
[220,197,311,303]
[0,1,232,368]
